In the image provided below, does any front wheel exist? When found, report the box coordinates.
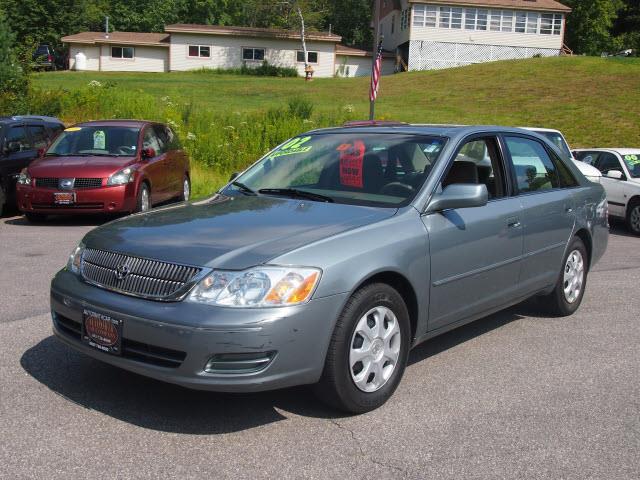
[626,200,640,236]
[135,183,151,213]
[25,212,47,223]
[539,237,588,317]
[314,283,411,414]
[181,176,191,202]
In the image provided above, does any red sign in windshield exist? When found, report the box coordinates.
[338,141,366,189]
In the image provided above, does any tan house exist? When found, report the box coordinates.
[376,0,571,71]
[62,24,395,78]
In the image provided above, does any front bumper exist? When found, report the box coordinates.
[17,183,137,214]
[50,269,348,392]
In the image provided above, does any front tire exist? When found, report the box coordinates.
[314,283,411,414]
[181,176,191,202]
[25,212,47,223]
[539,237,588,317]
[135,183,151,213]
[626,200,640,236]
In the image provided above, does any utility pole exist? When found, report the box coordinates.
[369,0,381,120]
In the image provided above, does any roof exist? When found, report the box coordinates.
[335,45,396,59]
[61,31,171,47]
[574,148,640,155]
[0,115,63,124]
[408,0,571,13]
[75,120,153,128]
[308,124,543,139]
[165,24,342,42]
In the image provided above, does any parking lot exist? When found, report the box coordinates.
[0,213,638,480]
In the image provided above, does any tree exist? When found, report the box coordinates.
[0,8,27,96]
[323,0,372,47]
[563,0,623,55]
[613,0,640,51]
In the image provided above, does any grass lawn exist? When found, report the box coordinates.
[33,56,640,148]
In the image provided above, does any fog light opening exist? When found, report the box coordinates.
[204,352,276,374]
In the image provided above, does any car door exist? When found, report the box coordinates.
[154,124,182,195]
[503,135,576,294]
[141,126,170,204]
[592,152,627,218]
[2,123,37,182]
[423,135,524,332]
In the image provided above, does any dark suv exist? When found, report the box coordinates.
[33,44,57,70]
[0,116,65,215]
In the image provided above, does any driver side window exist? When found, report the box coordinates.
[443,137,506,199]
[143,127,162,154]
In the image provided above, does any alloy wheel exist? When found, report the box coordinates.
[141,187,150,212]
[183,178,190,202]
[563,249,585,304]
[349,306,401,393]
[630,206,640,233]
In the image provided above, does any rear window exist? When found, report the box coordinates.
[536,131,572,159]
[506,136,560,193]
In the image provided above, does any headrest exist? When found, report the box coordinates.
[444,161,478,186]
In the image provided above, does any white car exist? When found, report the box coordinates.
[573,148,640,235]
[522,127,602,183]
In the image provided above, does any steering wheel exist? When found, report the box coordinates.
[380,182,415,197]
[116,146,135,156]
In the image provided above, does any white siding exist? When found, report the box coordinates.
[99,45,168,72]
[379,0,412,51]
[335,55,395,77]
[169,33,336,77]
[69,44,100,71]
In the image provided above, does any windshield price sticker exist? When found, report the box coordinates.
[338,140,366,188]
[267,136,313,160]
[624,154,639,165]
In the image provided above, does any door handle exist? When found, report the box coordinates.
[565,206,574,214]
[507,217,521,228]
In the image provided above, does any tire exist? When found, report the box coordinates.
[181,176,191,202]
[625,200,640,236]
[25,212,47,223]
[539,237,588,317]
[314,283,411,414]
[135,183,151,213]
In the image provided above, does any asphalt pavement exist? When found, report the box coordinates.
[1,213,638,479]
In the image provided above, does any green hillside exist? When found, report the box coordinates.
[31,57,640,197]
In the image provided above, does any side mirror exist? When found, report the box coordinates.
[37,147,46,157]
[141,147,156,159]
[605,170,624,180]
[229,172,240,182]
[7,141,21,154]
[425,184,488,214]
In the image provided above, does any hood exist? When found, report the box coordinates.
[28,155,135,178]
[83,195,397,270]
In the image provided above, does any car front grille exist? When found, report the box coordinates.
[35,177,103,189]
[54,313,187,368]
[81,248,203,301]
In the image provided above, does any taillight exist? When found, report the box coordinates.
[47,54,53,62]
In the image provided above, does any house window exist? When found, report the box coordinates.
[541,13,563,35]
[392,14,396,34]
[297,51,318,64]
[188,45,210,58]
[425,6,437,27]
[465,8,477,30]
[477,9,488,30]
[502,11,514,32]
[526,12,539,34]
[515,11,527,33]
[489,10,501,31]
[439,7,451,28]
[242,47,265,61]
[111,46,134,59]
[451,8,463,29]
[401,9,410,30]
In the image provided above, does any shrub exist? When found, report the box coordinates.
[193,61,298,78]
[288,97,314,119]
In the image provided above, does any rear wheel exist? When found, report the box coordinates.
[136,183,151,213]
[626,200,640,236]
[314,283,410,414]
[539,237,588,317]
[25,212,47,223]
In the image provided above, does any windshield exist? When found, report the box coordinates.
[226,133,447,207]
[46,126,140,157]
[621,153,640,178]
[537,131,572,159]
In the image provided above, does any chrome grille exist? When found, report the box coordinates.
[35,177,103,189]
[81,248,202,301]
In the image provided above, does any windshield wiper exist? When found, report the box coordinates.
[231,181,257,196]
[258,188,334,203]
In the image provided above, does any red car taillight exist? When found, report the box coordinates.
[47,54,53,62]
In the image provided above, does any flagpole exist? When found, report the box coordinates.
[369,0,381,120]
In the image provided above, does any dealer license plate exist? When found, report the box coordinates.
[82,309,123,356]
[54,192,76,205]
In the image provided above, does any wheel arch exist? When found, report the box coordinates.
[574,228,593,270]
[353,270,420,342]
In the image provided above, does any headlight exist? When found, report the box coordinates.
[189,266,321,308]
[17,169,31,185]
[107,167,135,186]
[66,243,85,274]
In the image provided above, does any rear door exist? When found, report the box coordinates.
[154,124,182,194]
[2,123,37,178]
[141,126,170,204]
[424,135,524,331]
[503,135,576,293]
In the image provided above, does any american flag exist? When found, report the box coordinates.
[369,40,384,102]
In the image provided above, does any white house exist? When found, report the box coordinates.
[376,0,571,71]
[62,24,394,78]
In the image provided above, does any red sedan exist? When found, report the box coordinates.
[16,120,190,222]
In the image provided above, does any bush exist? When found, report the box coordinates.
[193,61,298,78]
[288,97,314,119]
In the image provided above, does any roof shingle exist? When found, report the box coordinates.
[164,24,342,42]
[408,0,571,13]
[61,31,171,47]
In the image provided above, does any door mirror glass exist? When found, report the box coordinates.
[605,169,624,180]
[7,141,21,153]
[426,184,488,213]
